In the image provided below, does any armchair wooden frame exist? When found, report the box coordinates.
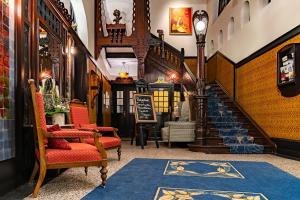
[28,79,108,198]
[69,100,122,160]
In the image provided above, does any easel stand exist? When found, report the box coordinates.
[132,123,159,149]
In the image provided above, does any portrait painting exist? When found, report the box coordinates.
[169,7,192,35]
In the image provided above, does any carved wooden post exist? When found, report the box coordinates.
[189,10,209,151]
[132,0,151,79]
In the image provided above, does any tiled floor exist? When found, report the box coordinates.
[2,141,300,200]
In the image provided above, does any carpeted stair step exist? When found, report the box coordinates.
[189,144,274,154]
[208,116,237,122]
[217,128,249,136]
[208,122,253,129]
[206,136,268,145]
[226,143,264,154]
[204,82,276,154]
[222,135,255,144]
[209,128,261,137]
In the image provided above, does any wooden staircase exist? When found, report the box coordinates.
[189,82,277,154]
[147,32,276,154]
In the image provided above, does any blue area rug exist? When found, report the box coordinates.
[82,158,300,200]
[207,88,264,153]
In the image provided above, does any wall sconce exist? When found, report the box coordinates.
[40,70,51,80]
[169,73,177,82]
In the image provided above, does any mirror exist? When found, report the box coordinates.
[101,0,133,36]
[39,25,62,88]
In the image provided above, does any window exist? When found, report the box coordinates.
[210,40,215,53]
[261,0,271,7]
[104,91,110,109]
[0,0,15,161]
[218,0,231,16]
[242,1,250,25]
[129,91,136,113]
[153,90,169,113]
[116,91,123,113]
[173,91,181,113]
[218,30,223,48]
[228,17,235,40]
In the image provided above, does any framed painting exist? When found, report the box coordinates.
[169,7,192,35]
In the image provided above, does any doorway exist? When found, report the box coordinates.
[111,84,136,138]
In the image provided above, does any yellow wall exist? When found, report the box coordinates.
[236,34,300,140]
[207,53,234,97]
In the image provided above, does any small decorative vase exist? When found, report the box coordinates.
[52,113,65,126]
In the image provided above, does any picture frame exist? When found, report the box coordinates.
[169,7,192,35]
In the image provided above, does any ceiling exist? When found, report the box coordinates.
[104,47,138,80]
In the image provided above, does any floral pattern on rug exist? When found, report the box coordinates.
[154,187,268,200]
[164,161,244,178]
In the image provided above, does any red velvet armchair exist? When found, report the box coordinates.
[28,80,108,198]
[69,101,122,160]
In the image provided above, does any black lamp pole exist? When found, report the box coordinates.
[189,10,209,151]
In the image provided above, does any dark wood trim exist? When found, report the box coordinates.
[0,159,17,196]
[184,56,197,59]
[237,25,300,68]
[272,138,300,161]
[207,51,236,65]
[234,65,236,99]
[106,52,136,58]
[215,80,277,152]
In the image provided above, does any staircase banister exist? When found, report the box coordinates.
[215,80,277,151]
[150,33,183,59]
[183,62,197,84]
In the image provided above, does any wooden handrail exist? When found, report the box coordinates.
[150,33,183,58]
[183,62,197,84]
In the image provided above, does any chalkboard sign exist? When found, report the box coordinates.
[134,94,157,123]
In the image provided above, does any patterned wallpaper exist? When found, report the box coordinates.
[207,53,234,97]
[236,34,300,140]
[216,54,234,97]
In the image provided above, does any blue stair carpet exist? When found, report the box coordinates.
[82,158,300,200]
[207,88,264,153]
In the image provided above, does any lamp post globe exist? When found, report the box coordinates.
[196,20,206,32]
[189,10,209,151]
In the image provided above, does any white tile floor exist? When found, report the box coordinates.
[5,141,300,200]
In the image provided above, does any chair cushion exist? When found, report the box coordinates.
[70,106,90,128]
[97,127,115,132]
[85,137,121,149]
[47,124,62,132]
[50,129,94,138]
[80,123,97,129]
[48,138,71,150]
[46,143,101,164]
[79,124,115,132]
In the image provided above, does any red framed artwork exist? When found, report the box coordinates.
[169,7,192,35]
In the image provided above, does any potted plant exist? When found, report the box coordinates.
[41,78,69,126]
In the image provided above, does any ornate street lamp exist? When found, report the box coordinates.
[189,10,209,151]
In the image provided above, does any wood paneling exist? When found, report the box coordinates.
[206,55,217,83]
[103,77,111,126]
[184,57,197,77]
[87,62,99,124]
[206,52,234,97]
[237,34,300,140]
